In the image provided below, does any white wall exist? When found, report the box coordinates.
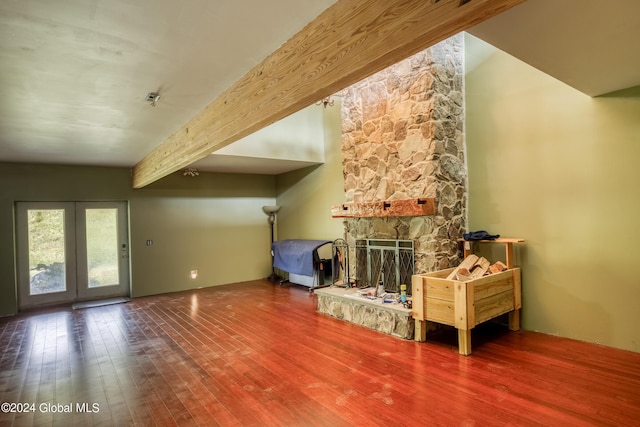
[217,105,326,162]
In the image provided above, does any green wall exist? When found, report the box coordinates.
[0,163,276,316]
[276,99,345,242]
[465,34,640,352]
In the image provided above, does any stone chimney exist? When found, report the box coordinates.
[338,33,466,277]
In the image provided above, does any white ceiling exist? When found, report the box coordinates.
[0,0,336,172]
[467,0,640,97]
[1,0,639,175]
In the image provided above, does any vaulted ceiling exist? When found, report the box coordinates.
[467,0,640,97]
[1,0,638,184]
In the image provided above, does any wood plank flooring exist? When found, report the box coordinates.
[1,280,639,426]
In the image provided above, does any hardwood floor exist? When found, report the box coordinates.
[1,280,639,426]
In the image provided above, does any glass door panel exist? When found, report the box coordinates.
[85,208,119,288]
[28,209,67,294]
[76,202,129,300]
[16,202,76,309]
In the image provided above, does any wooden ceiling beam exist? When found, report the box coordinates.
[132,0,526,188]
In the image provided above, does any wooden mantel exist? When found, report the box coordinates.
[331,198,435,218]
[132,0,526,188]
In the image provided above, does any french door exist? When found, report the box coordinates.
[16,202,130,309]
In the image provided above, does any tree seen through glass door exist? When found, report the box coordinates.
[27,209,66,295]
[85,208,119,288]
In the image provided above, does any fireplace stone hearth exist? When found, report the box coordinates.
[315,287,414,339]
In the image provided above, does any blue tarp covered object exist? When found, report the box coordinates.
[272,239,331,277]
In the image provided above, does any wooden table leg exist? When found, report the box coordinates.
[505,242,514,269]
[509,309,521,331]
[458,329,471,355]
[415,320,427,342]
[463,241,473,258]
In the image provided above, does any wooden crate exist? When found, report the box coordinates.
[411,267,521,355]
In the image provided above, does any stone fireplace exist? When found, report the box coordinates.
[318,34,466,339]
[338,33,467,282]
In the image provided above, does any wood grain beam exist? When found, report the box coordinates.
[132,0,526,188]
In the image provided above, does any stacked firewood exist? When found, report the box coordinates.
[446,254,508,281]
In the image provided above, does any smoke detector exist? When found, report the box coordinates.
[145,92,160,107]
